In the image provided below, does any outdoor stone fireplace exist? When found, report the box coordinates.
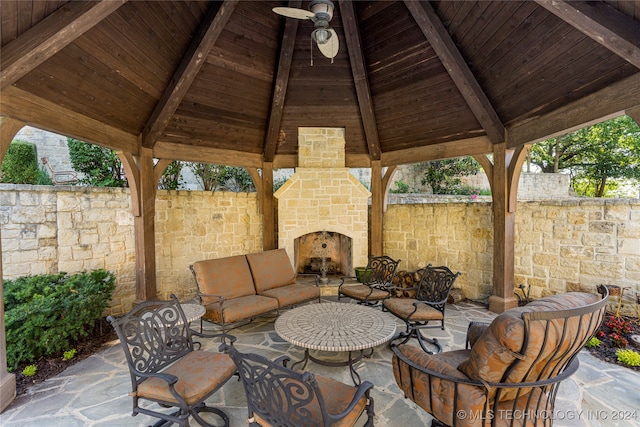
[274,128,370,279]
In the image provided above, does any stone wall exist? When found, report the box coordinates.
[383,199,640,316]
[2,185,638,316]
[1,185,261,314]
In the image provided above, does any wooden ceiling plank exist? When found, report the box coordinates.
[341,0,382,160]
[0,86,138,153]
[264,1,301,162]
[141,0,239,149]
[381,136,494,166]
[1,0,127,90]
[404,0,506,145]
[536,0,640,69]
[507,73,640,147]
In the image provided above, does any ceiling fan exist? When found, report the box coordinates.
[273,0,339,61]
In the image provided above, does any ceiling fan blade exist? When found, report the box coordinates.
[272,7,314,20]
[318,28,339,59]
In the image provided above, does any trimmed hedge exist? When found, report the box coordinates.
[4,270,116,370]
[0,140,51,184]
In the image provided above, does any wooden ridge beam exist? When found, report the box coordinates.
[152,140,262,168]
[341,0,382,160]
[405,0,505,145]
[536,0,640,69]
[507,73,640,147]
[0,0,127,90]
[381,136,493,167]
[0,86,138,153]
[142,0,239,148]
[264,1,301,162]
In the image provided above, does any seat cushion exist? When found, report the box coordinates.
[253,374,368,427]
[392,345,486,427]
[203,295,279,324]
[246,249,296,293]
[191,255,256,304]
[383,298,443,321]
[458,292,601,399]
[340,284,389,301]
[259,284,320,308]
[137,351,236,406]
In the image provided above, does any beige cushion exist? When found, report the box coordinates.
[191,255,256,304]
[246,249,296,293]
[203,295,279,324]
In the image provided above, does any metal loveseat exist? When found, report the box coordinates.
[391,290,608,427]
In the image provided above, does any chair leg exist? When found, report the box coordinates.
[190,402,230,427]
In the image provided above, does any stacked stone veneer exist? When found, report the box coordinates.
[274,128,370,271]
[2,187,639,317]
[0,185,261,314]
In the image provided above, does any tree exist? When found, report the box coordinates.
[188,163,255,192]
[67,138,127,187]
[529,116,640,197]
[418,157,481,194]
[157,161,184,190]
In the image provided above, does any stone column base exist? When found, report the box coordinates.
[488,295,519,314]
[0,371,16,412]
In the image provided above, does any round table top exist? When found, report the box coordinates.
[181,303,205,323]
[275,302,397,352]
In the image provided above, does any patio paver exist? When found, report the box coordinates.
[1,298,639,426]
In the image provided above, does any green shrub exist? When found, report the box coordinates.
[22,364,37,377]
[586,336,602,348]
[63,349,77,361]
[616,349,640,367]
[0,141,41,184]
[4,270,116,370]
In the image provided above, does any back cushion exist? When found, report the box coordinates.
[246,249,296,293]
[458,292,601,391]
[191,255,256,304]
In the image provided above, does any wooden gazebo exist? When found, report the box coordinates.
[1,0,639,409]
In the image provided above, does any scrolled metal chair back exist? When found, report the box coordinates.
[415,265,460,312]
[223,344,332,427]
[365,255,400,286]
[109,296,193,386]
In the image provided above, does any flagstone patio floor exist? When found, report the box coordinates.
[1,297,639,427]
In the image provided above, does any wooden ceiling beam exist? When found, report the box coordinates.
[341,0,382,160]
[536,0,640,69]
[0,86,138,153]
[507,73,640,147]
[405,1,505,145]
[152,141,262,168]
[0,0,127,90]
[381,136,493,167]
[264,1,301,162]
[141,0,239,149]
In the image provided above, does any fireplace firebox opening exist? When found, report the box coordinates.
[294,231,352,279]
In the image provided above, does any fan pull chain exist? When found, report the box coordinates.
[310,38,314,66]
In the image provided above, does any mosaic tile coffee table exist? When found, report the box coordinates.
[275,302,397,385]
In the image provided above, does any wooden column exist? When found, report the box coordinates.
[262,162,276,250]
[118,147,158,301]
[370,160,383,256]
[482,142,528,313]
[0,116,25,411]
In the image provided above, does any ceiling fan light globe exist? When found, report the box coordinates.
[311,28,331,45]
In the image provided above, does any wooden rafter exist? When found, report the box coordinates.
[0,0,127,90]
[341,0,381,160]
[264,1,301,162]
[536,0,640,69]
[405,1,505,145]
[141,0,239,148]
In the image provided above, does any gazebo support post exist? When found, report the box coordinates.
[118,147,158,302]
[261,162,276,250]
[477,142,528,313]
[370,160,383,256]
[0,116,25,412]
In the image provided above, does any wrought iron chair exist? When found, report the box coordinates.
[382,265,460,353]
[221,342,375,427]
[391,290,608,427]
[107,295,237,427]
[338,255,401,306]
